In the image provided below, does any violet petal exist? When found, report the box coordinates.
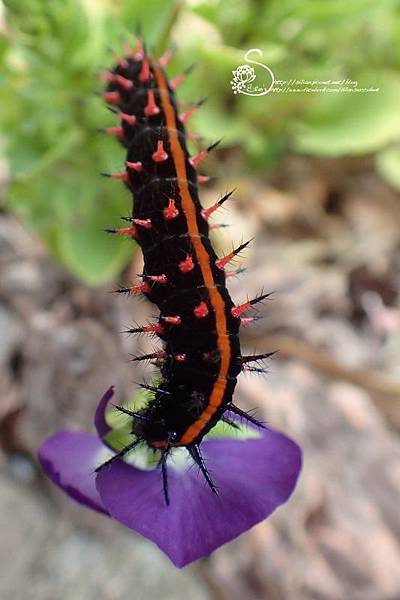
[94,385,115,439]
[39,432,108,515]
[96,427,302,567]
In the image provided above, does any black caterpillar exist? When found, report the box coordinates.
[96,38,272,504]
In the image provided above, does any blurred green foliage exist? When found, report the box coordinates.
[1,0,400,284]
[0,0,176,284]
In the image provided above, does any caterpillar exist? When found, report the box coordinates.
[96,38,272,504]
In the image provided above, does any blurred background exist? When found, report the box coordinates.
[1,1,400,598]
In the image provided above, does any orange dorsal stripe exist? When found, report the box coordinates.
[151,60,231,445]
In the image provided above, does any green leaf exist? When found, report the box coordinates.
[206,419,261,440]
[291,72,400,157]
[57,198,134,286]
[120,0,182,52]
[376,145,400,190]
[104,425,160,471]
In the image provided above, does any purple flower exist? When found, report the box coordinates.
[39,387,302,567]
